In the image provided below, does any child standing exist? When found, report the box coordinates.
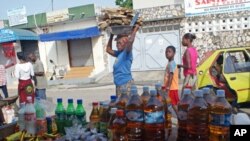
[164,46,179,115]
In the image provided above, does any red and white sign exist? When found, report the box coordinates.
[185,0,250,16]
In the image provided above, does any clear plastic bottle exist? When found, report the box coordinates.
[144,89,165,141]
[55,98,65,134]
[126,88,144,141]
[161,86,172,131]
[209,90,232,141]
[113,110,127,141]
[65,99,75,127]
[203,87,216,108]
[116,88,129,110]
[141,86,150,106]
[90,102,100,130]
[24,96,36,135]
[35,97,47,136]
[177,89,194,141]
[100,102,109,135]
[18,103,26,131]
[107,108,118,141]
[187,90,209,141]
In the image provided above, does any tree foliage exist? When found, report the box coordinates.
[115,0,133,9]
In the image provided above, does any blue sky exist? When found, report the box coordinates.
[0,0,116,20]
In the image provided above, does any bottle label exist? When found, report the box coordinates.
[211,113,231,126]
[126,110,144,122]
[76,114,86,123]
[56,112,64,120]
[99,122,108,133]
[66,114,75,120]
[145,111,165,124]
[25,113,36,121]
[177,109,188,121]
[36,119,47,135]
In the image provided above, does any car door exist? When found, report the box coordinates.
[222,49,250,103]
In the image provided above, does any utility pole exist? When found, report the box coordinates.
[51,0,54,11]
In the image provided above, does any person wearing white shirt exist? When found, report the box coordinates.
[15,52,35,103]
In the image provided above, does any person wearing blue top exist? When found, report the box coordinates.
[106,25,139,97]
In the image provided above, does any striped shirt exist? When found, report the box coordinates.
[0,65,7,86]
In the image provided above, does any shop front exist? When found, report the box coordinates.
[0,28,39,87]
[39,26,103,79]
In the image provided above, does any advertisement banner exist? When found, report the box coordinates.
[7,6,28,26]
[46,9,69,24]
[185,0,250,17]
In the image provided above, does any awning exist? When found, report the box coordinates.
[0,28,39,43]
[39,26,100,42]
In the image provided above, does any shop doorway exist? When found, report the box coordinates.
[68,38,94,67]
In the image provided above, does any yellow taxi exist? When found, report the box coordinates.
[197,47,250,104]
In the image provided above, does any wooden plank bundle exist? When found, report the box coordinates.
[98,8,143,30]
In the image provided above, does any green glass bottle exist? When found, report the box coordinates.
[65,99,75,127]
[75,99,87,127]
[55,98,65,134]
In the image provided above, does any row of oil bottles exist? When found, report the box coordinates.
[55,83,232,141]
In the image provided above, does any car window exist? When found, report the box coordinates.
[210,53,224,80]
[224,51,250,73]
[247,49,250,55]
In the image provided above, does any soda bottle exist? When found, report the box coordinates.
[99,101,104,118]
[113,110,127,141]
[209,90,232,141]
[24,96,36,135]
[75,99,87,127]
[90,102,100,130]
[116,88,129,110]
[141,86,150,106]
[177,89,194,141]
[126,88,144,141]
[144,90,165,141]
[187,90,209,141]
[55,98,65,134]
[100,102,109,135]
[35,97,47,136]
[109,95,117,109]
[18,103,26,131]
[161,86,172,131]
[65,99,75,127]
[108,107,118,141]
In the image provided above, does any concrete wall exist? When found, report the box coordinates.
[91,36,105,76]
[133,0,183,9]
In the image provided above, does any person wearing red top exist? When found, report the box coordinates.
[178,33,198,96]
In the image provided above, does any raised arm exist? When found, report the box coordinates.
[106,34,116,57]
[126,25,140,52]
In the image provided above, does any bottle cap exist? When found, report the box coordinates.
[68,99,73,103]
[216,90,225,97]
[143,86,149,92]
[102,101,109,106]
[203,88,210,94]
[20,103,26,108]
[121,87,127,94]
[110,108,118,114]
[150,89,157,96]
[183,89,191,95]
[194,90,203,97]
[77,99,82,104]
[100,101,105,106]
[93,102,98,106]
[116,110,124,116]
[155,83,162,89]
[131,88,138,95]
[110,95,117,101]
[57,98,62,103]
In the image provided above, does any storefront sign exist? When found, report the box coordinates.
[7,6,28,26]
[1,42,16,58]
[46,9,69,24]
[185,0,250,16]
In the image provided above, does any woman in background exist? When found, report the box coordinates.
[15,52,35,103]
[178,33,198,96]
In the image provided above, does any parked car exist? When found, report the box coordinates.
[197,47,250,104]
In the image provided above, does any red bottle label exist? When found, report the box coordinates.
[25,113,36,121]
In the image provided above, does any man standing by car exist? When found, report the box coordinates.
[28,53,47,99]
